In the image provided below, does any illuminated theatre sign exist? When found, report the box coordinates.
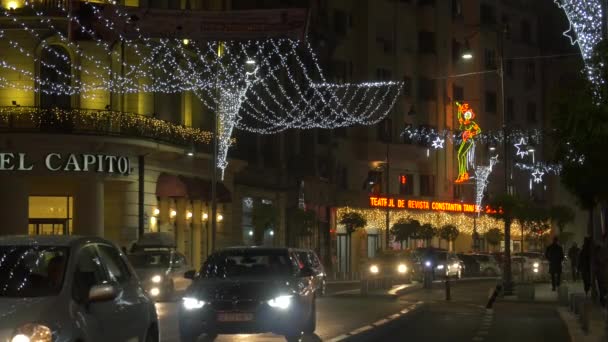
[369,196,480,214]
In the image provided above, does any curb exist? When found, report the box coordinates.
[326,301,425,342]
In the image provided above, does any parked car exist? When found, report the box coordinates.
[457,253,481,277]
[470,254,501,276]
[413,248,462,279]
[293,248,326,296]
[362,251,415,283]
[511,256,544,281]
[0,235,159,342]
[179,247,317,342]
[128,248,192,301]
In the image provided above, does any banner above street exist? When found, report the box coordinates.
[368,196,480,214]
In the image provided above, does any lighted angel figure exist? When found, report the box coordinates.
[455,102,481,183]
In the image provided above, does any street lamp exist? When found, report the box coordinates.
[462,24,513,294]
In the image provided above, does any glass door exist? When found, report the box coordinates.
[28,196,73,235]
[28,218,69,235]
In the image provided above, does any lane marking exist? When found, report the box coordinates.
[372,318,390,326]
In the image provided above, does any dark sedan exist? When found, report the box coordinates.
[179,247,316,342]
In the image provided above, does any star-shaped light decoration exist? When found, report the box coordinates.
[563,22,577,45]
[514,138,529,158]
[532,169,545,184]
[431,137,445,149]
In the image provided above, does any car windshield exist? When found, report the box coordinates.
[201,249,295,278]
[128,252,171,268]
[0,246,69,298]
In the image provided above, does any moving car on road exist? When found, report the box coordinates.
[0,235,159,342]
[179,247,317,342]
[414,248,462,279]
[456,253,481,277]
[362,251,414,283]
[128,249,191,301]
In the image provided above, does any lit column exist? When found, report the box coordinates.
[158,197,170,233]
[74,179,104,237]
[0,176,28,235]
[192,200,202,269]
[175,198,187,254]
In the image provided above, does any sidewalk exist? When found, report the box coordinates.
[503,280,607,342]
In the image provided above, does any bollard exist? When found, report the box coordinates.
[423,270,433,289]
[580,298,591,332]
[558,286,569,306]
[445,276,451,301]
[486,284,502,309]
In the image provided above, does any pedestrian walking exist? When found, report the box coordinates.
[578,237,592,295]
[593,241,608,306]
[568,242,581,281]
[545,236,565,291]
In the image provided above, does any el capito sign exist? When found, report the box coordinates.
[0,152,131,176]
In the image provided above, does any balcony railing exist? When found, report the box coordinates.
[0,106,213,149]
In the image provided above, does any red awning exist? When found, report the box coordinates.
[155,173,188,197]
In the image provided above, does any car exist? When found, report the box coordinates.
[456,253,481,277]
[362,251,414,283]
[179,247,317,342]
[469,254,502,277]
[413,248,462,279]
[511,256,545,281]
[293,248,327,296]
[128,248,192,301]
[0,235,159,342]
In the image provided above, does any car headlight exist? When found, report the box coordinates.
[437,264,445,270]
[151,275,162,283]
[150,287,160,297]
[533,268,539,273]
[452,263,460,269]
[182,297,206,310]
[369,265,379,274]
[533,262,539,268]
[12,324,52,342]
[397,264,407,274]
[425,261,431,267]
[267,295,292,310]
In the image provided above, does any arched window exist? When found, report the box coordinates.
[39,45,71,109]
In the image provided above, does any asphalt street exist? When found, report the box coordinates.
[157,280,570,342]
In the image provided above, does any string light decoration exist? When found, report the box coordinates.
[336,207,523,237]
[554,0,605,95]
[431,136,445,149]
[400,126,543,147]
[455,102,481,183]
[0,2,402,175]
[532,169,545,184]
[0,106,214,145]
[474,155,499,215]
[513,138,530,159]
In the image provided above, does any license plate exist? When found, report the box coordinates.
[217,312,254,322]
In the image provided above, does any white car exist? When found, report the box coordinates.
[0,235,159,342]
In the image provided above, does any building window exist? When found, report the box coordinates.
[334,9,348,36]
[506,98,515,121]
[506,59,514,78]
[484,49,496,69]
[521,19,532,44]
[376,36,394,54]
[242,197,254,245]
[452,40,462,63]
[331,60,347,82]
[28,196,73,236]
[418,77,436,101]
[376,68,392,81]
[480,3,496,26]
[453,85,464,102]
[420,175,435,197]
[418,31,436,54]
[403,76,412,96]
[399,174,414,195]
[485,91,497,113]
[40,45,72,109]
[452,0,462,17]
[526,102,537,124]
[525,61,536,85]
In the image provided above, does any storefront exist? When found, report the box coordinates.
[332,194,524,275]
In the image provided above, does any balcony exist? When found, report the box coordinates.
[0,106,213,149]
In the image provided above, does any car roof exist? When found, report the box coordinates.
[218,246,292,253]
[0,235,114,248]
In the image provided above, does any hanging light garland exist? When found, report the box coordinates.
[474,155,499,215]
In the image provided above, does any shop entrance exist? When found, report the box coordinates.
[28,218,69,235]
[28,196,73,236]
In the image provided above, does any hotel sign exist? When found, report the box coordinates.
[369,196,479,214]
[0,153,131,176]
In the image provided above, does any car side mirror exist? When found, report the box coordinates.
[184,270,196,280]
[88,284,118,303]
[299,267,314,278]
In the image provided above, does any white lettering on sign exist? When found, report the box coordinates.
[3,153,131,175]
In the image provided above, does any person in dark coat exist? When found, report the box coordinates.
[578,237,592,295]
[545,236,565,291]
[568,242,581,281]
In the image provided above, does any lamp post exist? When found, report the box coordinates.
[462,24,513,294]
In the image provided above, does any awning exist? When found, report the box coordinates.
[156,173,231,202]
[155,173,188,197]
[179,176,232,203]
